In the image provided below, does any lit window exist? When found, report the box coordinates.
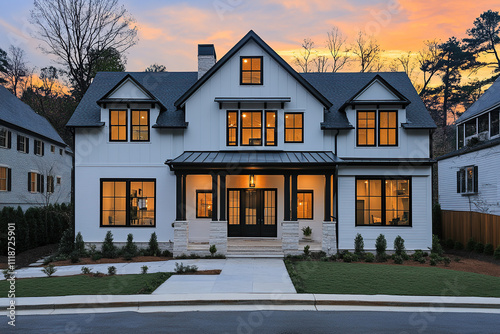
[0,167,11,192]
[357,111,376,146]
[131,110,149,141]
[284,113,303,143]
[102,181,127,225]
[265,111,277,146]
[130,181,155,225]
[196,191,213,218]
[241,111,262,146]
[379,111,397,146]
[241,57,262,85]
[28,172,43,193]
[227,111,238,146]
[109,110,127,141]
[297,191,313,219]
[457,166,478,194]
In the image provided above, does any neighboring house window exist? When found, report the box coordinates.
[34,140,44,156]
[0,167,12,191]
[378,111,398,146]
[17,135,29,153]
[465,119,476,137]
[457,123,465,149]
[478,114,489,133]
[356,177,411,226]
[284,113,303,143]
[241,111,262,146]
[0,129,11,149]
[265,111,277,146]
[109,110,127,141]
[240,56,263,85]
[357,111,376,146]
[196,190,213,218]
[131,110,150,141]
[28,172,44,193]
[297,191,313,219]
[56,176,61,185]
[50,145,55,153]
[59,148,63,155]
[101,179,156,226]
[47,176,55,193]
[457,166,478,194]
[491,109,499,137]
[227,111,238,146]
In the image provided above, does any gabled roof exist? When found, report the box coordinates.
[343,75,410,108]
[0,85,66,146]
[301,72,436,130]
[456,76,500,124]
[174,30,333,109]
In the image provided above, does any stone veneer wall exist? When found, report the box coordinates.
[282,221,300,255]
[322,221,337,255]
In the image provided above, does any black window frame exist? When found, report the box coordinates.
[0,129,11,149]
[378,110,398,146]
[284,112,304,143]
[59,148,63,155]
[0,167,11,192]
[465,119,477,137]
[100,178,156,228]
[457,123,465,149]
[478,113,489,133]
[196,190,213,218]
[490,109,499,137]
[297,190,313,220]
[17,135,29,153]
[109,109,128,142]
[356,110,377,147]
[355,176,412,227]
[227,110,239,146]
[240,110,263,146]
[34,139,44,156]
[240,56,263,85]
[265,110,277,146]
[130,109,150,142]
[457,166,478,194]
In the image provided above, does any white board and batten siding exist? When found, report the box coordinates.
[438,144,500,216]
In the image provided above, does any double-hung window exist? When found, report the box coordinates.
[241,111,262,146]
[457,166,478,194]
[0,167,11,191]
[0,129,11,149]
[297,191,313,219]
[17,135,29,153]
[34,139,44,156]
[240,57,263,85]
[109,110,127,141]
[265,111,277,146]
[357,110,398,146]
[490,109,499,137]
[196,190,213,218]
[227,111,238,146]
[357,111,376,146]
[131,110,150,141]
[28,172,43,193]
[284,113,303,143]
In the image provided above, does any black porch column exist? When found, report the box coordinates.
[324,173,332,221]
[291,174,298,221]
[219,173,226,221]
[211,173,218,221]
[175,173,186,221]
[284,174,290,221]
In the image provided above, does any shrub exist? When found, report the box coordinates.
[81,266,92,275]
[393,255,403,264]
[454,257,461,262]
[101,231,117,258]
[91,252,103,261]
[354,233,364,255]
[364,253,375,263]
[303,245,310,257]
[466,238,476,252]
[148,232,160,257]
[394,235,406,256]
[209,245,217,257]
[301,226,312,237]
[418,257,426,264]
[484,243,494,255]
[58,228,74,256]
[443,257,451,266]
[320,257,329,262]
[42,264,57,277]
[343,252,353,263]
[454,241,464,250]
[351,253,359,262]
[75,232,86,257]
[329,254,337,261]
[445,238,454,249]
[69,250,80,264]
[122,252,133,261]
[123,234,138,257]
[430,258,437,266]
[162,250,173,258]
[174,262,198,274]
[108,266,117,276]
[141,265,149,274]
[431,234,443,256]
[375,234,387,262]
[3,269,10,279]
[412,250,423,262]
[475,242,485,254]
[494,245,500,260]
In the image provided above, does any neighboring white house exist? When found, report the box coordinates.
[0,85,72,210]
[437,76,500,248]
[67,31,436,255]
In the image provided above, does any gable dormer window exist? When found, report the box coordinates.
[131,110,150,142]
[240,57,263,85]
[357,111,376,146]
[357,110,398,147]
[110,110,127,142]
[379,111,398,146]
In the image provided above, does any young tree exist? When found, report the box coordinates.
[30,0,138,99]
[326,26,350,72]
[352,31,383,72]
[145,63,167,72]
[464,10,500,73]
[293,38,315,73]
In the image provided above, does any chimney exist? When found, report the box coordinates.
[198,44,216,79]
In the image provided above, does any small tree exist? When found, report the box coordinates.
[74,232,85,256]
[431,234,444,256]
[58,228,74,256]
[209,245,217,258]
[375,234,387,262]
[123,233,138,257]
[101,231,117,258]
[148,232,160,256]
[394,235,406,256]
[354,233,364,255]
[41,264,57,277]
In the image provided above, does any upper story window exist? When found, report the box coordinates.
[491,109,499,137]
[284,113,303,143]
[227,111,238,146]
[34,139,44,156]
[357,111,376,146]
[109,110,127,142]
[357,110,398,147]
[457,123,465,149]
[478,113,489,133]
[50,145,55,153]
[265,111,277,146]
[0,129,11,149]
[379,111,398,146]
[59,148,63,155]
[240,56,263,85]
[17,135,29,153]
[465,119,476,137]
[0,167,11,192]
[131,110,150,141]
[457,166,478,194]
[241,111,262,146]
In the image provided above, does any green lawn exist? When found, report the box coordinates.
[287,261,500,297]
[1,272,172,297]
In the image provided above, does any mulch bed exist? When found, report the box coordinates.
[45,256,175,267]
[0,244,59,269]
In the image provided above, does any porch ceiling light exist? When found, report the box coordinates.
[249,175,255,188]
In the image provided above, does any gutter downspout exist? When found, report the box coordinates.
[334,130,339,252]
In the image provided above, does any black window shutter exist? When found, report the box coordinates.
[26,138,29,153]
[460,169,466,193]
[17,135,21,151]
[456,171,461,193]
[41,142,45,156]
[474,166,478,193]
[34,140,38,154]
[7,168,11,191]
[40,174,44,193]
[36,174,41,192]
[7,131,11,149]
[28,172,31,192]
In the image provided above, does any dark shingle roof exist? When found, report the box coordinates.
[436,136,500,160]
[301,72,436,130]
[0,85,66,145]
[67,71,198,127]
[456,76,500,124]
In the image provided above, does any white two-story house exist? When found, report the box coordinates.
[68,31,435,255]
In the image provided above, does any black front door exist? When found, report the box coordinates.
[228,189,277,237]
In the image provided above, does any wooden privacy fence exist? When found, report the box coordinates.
[442,210,500,248]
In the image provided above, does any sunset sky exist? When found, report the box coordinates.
[0,0,498,81]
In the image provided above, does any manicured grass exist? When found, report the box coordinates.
[287,261,500,297]
[1,272,172,297]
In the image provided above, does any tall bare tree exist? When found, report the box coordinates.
[352,31,383,72]
[293,38,315,73]
[4,46,29,97]
[30,0,138,99]
[417,39,442,96]
[326,27,350,72]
